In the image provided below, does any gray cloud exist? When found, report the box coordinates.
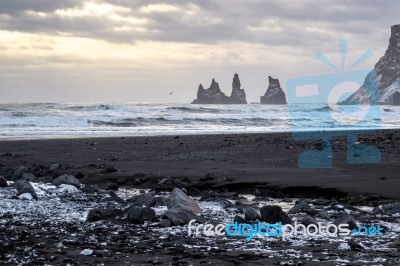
[0,0,398,47]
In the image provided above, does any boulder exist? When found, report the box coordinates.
[0,176,7,187]
[260,205,291,224]
[288,200,312,214]
[52,174,81,188]
[87,208,120,222]
[299,215,318,226]
[99,182,119,191]
[243,206,261,221]
[14,180,38,200]
[10,166,28,180]
[315,210,331,219]
[163,208,205,226]
[30,164,47,177]
[168,188,202,214]
[260,76,286,104]
[128,192,156,207]
[126,206,156,224]
[378,202,400,214]
[80,185,98,194]
[333,214,358,230]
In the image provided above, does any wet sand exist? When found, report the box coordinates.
[1,129,399,200]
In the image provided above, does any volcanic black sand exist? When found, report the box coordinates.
[1,130,400,265]
[1,129,399,200]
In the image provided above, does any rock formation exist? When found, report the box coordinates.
[260,76,287,104]
[229,73,247,104]
[341,24,400,105]
[192,74,247,104]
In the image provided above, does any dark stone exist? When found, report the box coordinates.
[299,215,318,226]
[126,206,156,224]
[233,215,248,224]
[393,91,400,105]
[80,185,98,194]
[380,202,400,214]
[31,164,47,177]
[100,166,118,174]
[260,205,291,224]
[333,214,358,230]
[0,176,8,187]
[243,206,261,221]
[86,208,120,222]
[21,173,36,181]
[200,173,217,181]
[288,201,312,214]
[168,188,202,214]
[52,174,81,188]
[149,219,172,228]
[188,187,202,197]
[163,208,205,226]
[10,166,28,180]
[348,239,364,251]
[14,180,38,200]
[154,196,168,206]
[99,182,118,191]
[315,210,330,219]
[128,192,156,207]
[260,76,286,104]
[347,194,366,205]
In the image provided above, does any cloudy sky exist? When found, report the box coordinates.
[0,0,398,103]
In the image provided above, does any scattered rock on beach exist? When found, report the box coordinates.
[99,182,118,191]
[164,208,205,226]
[52,174,81,188]
[243,206,261,221]
[333,214,358,230]
[10,165,28,180]
[300,215,318,226]
[14,180,38,200]
[0,176,7,187]
[288,200,312,214]
[260,205,291,224]
[377,202,400,214]
[128,192,156,207]
[126,206,156,224]
[81,185,98,194]
[87,208,120,222]
[30,164,47,177]
[168,188,202,214]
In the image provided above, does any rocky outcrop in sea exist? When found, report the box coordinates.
[341,24,400,105]
[260,76,287,104]
[192,74,247,104]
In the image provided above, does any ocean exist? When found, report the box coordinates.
[0,103,399,139]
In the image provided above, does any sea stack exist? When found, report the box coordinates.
[341,24,400,105]
[192,74,247,104]
[229,73,247,104]
[260,76,287,104]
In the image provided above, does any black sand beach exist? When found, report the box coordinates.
[1,130,400,265]
[1,129,399,200]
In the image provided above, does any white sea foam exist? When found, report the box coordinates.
[0,103,399,139]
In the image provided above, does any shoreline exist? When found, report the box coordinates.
[1,128,400,201]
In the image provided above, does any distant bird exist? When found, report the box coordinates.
[169,91,174,95]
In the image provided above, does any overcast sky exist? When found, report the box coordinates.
[0,0,398,103]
